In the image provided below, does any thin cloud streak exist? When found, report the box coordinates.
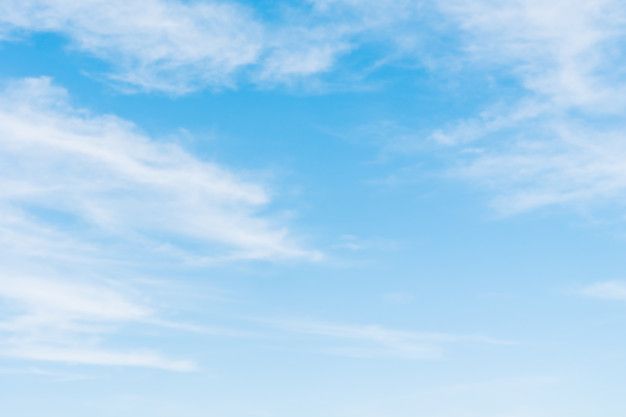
[261,318,513,359]
[0,345,196,372]
[0,76,317,262]
[0,76,317,371]
[0,274,195,371]
[580,281,626,301]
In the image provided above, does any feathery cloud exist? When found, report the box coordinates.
[580,281,626,301]
[0,273,195,371]
[0,76,317,370]
[435,0,626,215]
[0,0,431,93]
[0,76,316,262]
[262,318,511,359]
[0,0,264,93]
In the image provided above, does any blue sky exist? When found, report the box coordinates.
[2,1,626,416]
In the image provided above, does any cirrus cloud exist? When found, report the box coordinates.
[0,76,318,371]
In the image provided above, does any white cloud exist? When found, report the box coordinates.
[0,76,317,262]
[452,121,626,214]
[256,26,351,83]
[434,0,626,215]
[0,0,430,93]
[263,318,511,359]
[580,281,626,301]
[442,0,626,109]
[1,345,195,372]
[0,275,148,324]
[0,273,196,371]
[0,76,317,370]
[0,0,264,93]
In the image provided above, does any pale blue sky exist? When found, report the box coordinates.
[2,1,626,416]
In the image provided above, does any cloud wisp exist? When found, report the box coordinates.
[262,318,512,359]
[0,76,317,263]
[0,0,431,93]
[434,0,626,215]
[0,76,317,371]
[580,281,626,301]
[287,0,626,219]
[0,274,195,372]
[0,0,264,93]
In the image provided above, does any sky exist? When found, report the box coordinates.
[1,1,626,416]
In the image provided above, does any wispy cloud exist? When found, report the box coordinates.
[0,0,431,93]
[0,76,317,262]
[0,76,317,370]
[0,274,194,372]
[2,345,195,372]
[0,276,149,324]
[0,366,93,382]
[0,0,264,93]
[431,0,626,215]
[442,0,626,109]
[262,318,511,359]
[315,1,626,217]
[580,281,626,301]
